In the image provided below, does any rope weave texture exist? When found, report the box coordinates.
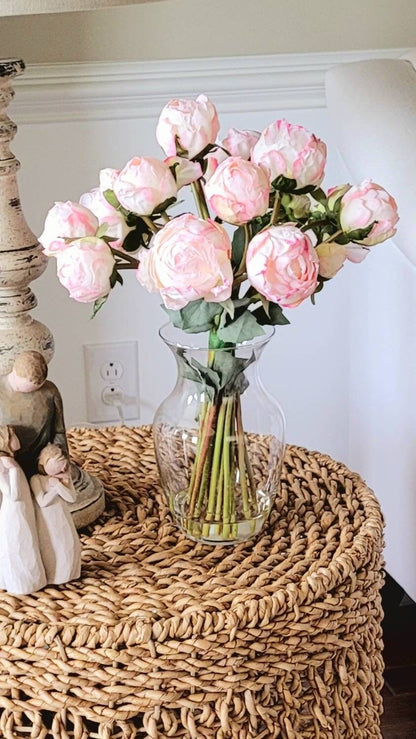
[0,425,384,738]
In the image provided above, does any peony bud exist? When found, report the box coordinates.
[156,94,220,159]
[204,156,270,225]
[246,224,319,308]
[164,156,203,189]
[137,213,233,309]
[56,237,115,303]
[220,128,261,160]
[252,119,327,189]
[113,156,177,216]
[79,188,132,249]
[340,179,399,246]
[316,241,347,278]
[39,201,98,256]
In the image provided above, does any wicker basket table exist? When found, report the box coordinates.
[0,426,384,739]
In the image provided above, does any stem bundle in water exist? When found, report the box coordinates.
[185,390,257,541]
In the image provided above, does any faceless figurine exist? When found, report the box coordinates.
[0,425,46,595]
[0,351,68,478]
[30,443,81,585]
[0,350,104,529]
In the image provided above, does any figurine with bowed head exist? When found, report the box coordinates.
[30,444,81,585]
[0,350,104,528]
[0,425,46,595]
[0,350,68,478]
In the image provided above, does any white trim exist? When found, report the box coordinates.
[12,48,407,124]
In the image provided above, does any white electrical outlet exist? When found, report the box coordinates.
[83,341,139,423]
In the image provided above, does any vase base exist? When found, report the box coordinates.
[171,488,273,546]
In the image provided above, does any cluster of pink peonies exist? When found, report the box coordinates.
[40,94,399,336]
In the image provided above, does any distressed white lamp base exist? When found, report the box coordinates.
[0,58,104,529]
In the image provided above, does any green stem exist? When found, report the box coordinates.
[270,193,281,226]
[235,394,250,518]
[215,453,225,523]
[222,396,234,539]
[187,401,208,503]
[205,396,226,521]
[244,440,257,507]
[141,215,159,233]
[191,179,210,220]
[235,223,251,277]
[187,403,217,516]
[322,228,343,243]
[110,247,139,268]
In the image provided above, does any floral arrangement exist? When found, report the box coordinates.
[40,94,399,541]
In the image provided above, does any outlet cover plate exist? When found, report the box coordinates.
[83,341,139,423]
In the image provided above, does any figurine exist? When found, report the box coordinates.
[0,351,68,478]
[0,426,46,595]
[0,350,104,529]
[30,443,81,585]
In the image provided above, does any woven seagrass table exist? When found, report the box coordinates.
[0,426,384,739]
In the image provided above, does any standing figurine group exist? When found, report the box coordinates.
[0,351,81,595]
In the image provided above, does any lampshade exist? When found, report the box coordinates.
[0,0,160,14]
[325,51,416,266]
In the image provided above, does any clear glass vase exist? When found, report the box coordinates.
[153,324,285,545]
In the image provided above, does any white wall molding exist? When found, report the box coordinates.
[12,48,406,124]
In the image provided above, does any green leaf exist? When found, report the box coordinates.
[213,352,255,395]
[231,226,246,270]
[109,266,118,289]
[217,311,264,344]
[91,295,108,318]
[344,223,374,242]
[151,196,177,216]
[310,187,327,204]
[122,228,141,252]
[271,174,297,193]
[175,135,188,158]
[220,299,235,321]
[164,299,223,334]
[252,301,290,326]
[176,351,219,401]
[103,189,120,209]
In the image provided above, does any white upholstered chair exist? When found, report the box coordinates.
[326,51,416,600]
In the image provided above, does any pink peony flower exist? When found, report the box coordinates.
[221,128,261,160]
[137,213,233,309]
[246,224,319,308]
[79,188,132,249]
[39,201,98,256]
[99,167,120,192]
[316,241,347,278]
[252,119,327,189]
[156,94,220,159]
[204,156,270,225]
[164,156,203,189]
[56,236,115,303]
[340,179,399,246]
[113,156,177,216]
